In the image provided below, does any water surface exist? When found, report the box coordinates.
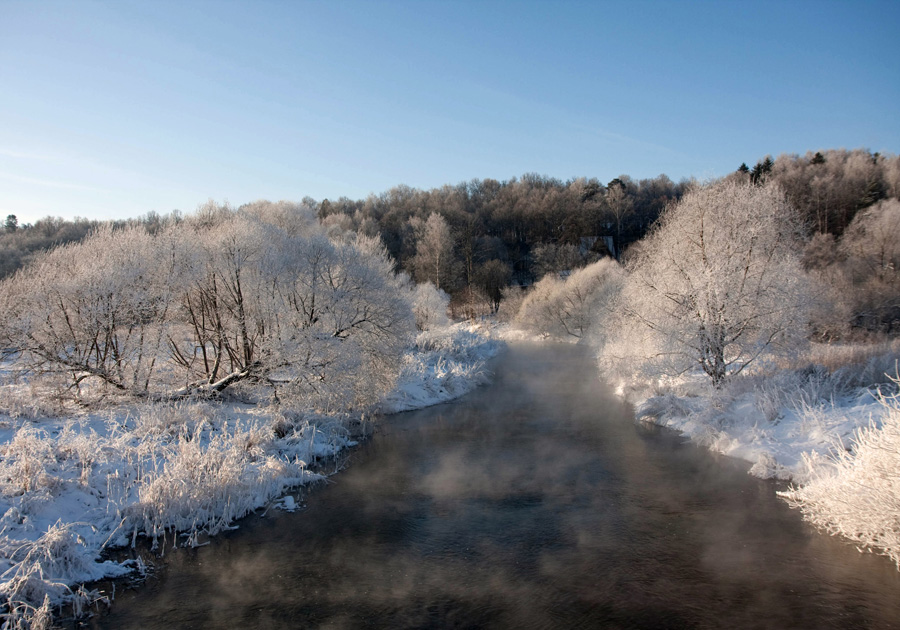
[93,343,900,629]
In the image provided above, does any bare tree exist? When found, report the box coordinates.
[599,180,811,386]
[604,179,633,257]
[531,243,596,278]
[475,259,512,313]
[412,213,455,291]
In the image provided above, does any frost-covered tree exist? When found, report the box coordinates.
[0,202,416,410]
[515,258,623,340]
[0,225,185,396]
[496,284,527,323]
[411,213,455,291]
[780,387,900,569]
[411,281,450,331]
[598,180,811,386]
[167,212,271,392]
[836,198,900,331]
[260,231,416,410]
[169,207,415,408]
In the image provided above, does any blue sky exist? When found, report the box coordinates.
[1,0,898,223]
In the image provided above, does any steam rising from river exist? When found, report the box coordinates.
[95,344,900,629]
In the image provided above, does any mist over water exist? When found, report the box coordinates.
[93,344,900,629]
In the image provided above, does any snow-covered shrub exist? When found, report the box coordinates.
[1,521,123,628]
[415,325,497,363]
[804,339,900,373]
[2,593,52,630]
[172,214,415,410]
[1,522,119,604]
[514,258,623,341]
[382,323,500,413]
[780,387,900,568]
[0,225,183,399]
[411,281,450,331]
[0,379,63,420]
[128,401,218,440]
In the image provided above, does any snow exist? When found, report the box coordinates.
[381,323,502,413]
[631,379,885,482]
[0,321,500,624]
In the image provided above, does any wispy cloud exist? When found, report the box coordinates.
[0,170,111,194]
[575,125,690,161]
[0,147,65,162]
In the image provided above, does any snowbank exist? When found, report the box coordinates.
[628,372,886,482]
[0,322,500,626]
[381,322,502,413]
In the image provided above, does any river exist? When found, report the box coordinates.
[92,343,900,629]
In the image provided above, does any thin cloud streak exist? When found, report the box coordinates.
[0,171,111,194]
[0,148,65,162]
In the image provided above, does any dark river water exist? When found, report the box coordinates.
[92,343,900,629]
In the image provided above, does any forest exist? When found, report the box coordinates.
[3,149,897,324]
[1,147,900,627]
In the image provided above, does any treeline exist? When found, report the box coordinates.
[0,216,100,278]
[311,148,899,315]
[734,148,900,235]
[0,211,185,279]
[316,173,686,314]
[2,148,897,316]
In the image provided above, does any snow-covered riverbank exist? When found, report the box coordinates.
[609,341,900,569]
[0,323,501,626]
[624,369,889,483]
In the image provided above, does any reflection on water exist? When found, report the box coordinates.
[93,343,900,629]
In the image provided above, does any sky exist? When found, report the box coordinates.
[1,0,898,224]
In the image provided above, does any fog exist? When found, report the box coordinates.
[92,344,900,629]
